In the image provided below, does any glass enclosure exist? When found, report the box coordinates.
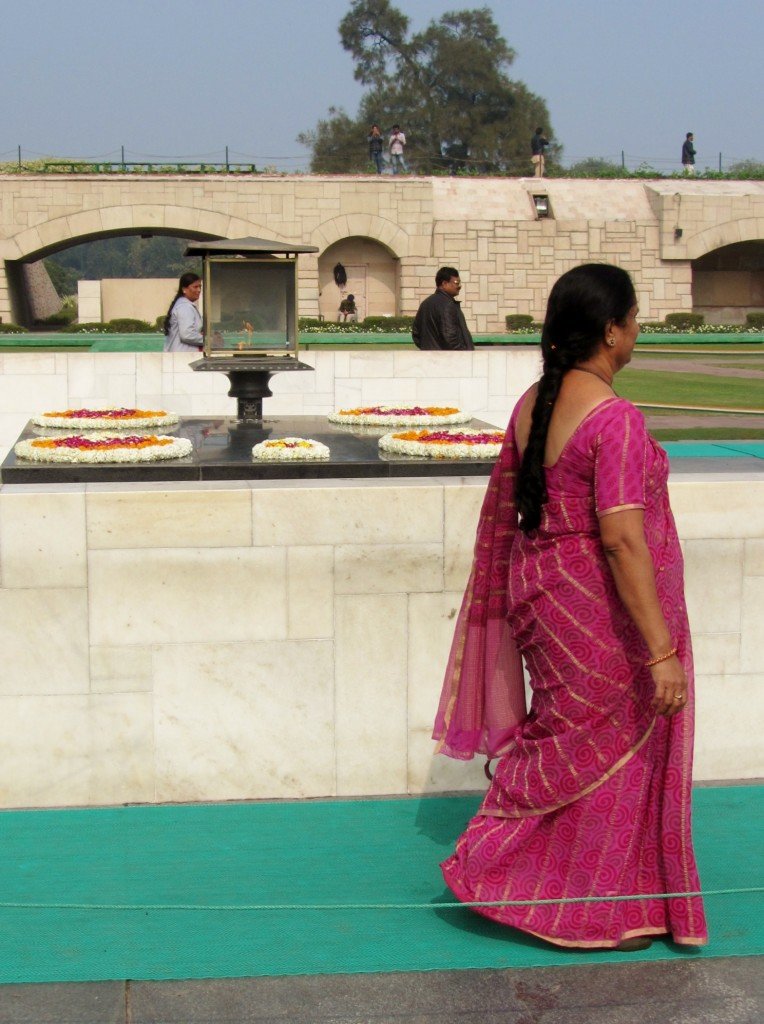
[203,257,297,357]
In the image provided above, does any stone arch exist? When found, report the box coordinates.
[691,239,764,324]
[3,205,285,325]
[312,214,409,259]
[686,216,764,261]
[8,206,282,262]
[318,237,400,320]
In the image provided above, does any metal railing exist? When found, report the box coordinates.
[40,160,259,175]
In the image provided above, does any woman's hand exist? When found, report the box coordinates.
[649,656,687,717]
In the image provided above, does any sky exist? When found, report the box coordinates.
[2,0,762,173]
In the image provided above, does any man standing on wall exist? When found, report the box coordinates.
[682,132,696,174]
[389,124,407,174]
[412,267,474,350]
[368,124,384,174]
[531,127,549,177]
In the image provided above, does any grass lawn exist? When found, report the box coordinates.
[632,352,764,367]
[617,368,764,410]
[649,426,764,440]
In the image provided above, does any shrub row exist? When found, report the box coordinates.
[35,309,77,327]
[61,318,157,333]
[505,314,543,332]
[506,310,764,333]
[4,311,762,339]
[297,316,414,333]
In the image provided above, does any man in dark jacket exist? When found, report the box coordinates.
[412,267,474,350]
[681,132,696,175]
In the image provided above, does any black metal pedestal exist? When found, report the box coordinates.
[190,356,314,421]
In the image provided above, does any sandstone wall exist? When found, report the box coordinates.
[0,175,762,330]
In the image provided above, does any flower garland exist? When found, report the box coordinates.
[15,433,193,464]
[252,437,330,461]
[329,405,471,426]
[379,428,504,460]
[32,407,180,430]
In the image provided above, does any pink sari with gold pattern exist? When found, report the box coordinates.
[434,395,708,948]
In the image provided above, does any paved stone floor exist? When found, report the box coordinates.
[0,957,760,1023]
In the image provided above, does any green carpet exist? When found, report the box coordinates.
[664,440,764,458]
[0,787,761,984]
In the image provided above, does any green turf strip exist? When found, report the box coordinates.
[2,332,762,352]
[618,369,764,411]
[0,786,760,983]
[664,441,764,458]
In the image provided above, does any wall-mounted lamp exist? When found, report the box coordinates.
[532,194,550,218]
[674,227,683,240]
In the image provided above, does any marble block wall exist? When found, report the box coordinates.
[0,473,761,810]
[0,348,542,462]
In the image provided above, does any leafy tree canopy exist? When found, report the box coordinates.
[726,159,764,179]
[565,157,624,178]
[44,236,200,297]
[298,0,559,174]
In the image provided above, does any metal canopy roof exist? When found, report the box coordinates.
[184,236,318,256]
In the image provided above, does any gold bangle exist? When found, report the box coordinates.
[646,646,678,667]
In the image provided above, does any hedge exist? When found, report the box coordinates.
[104,318,154,333]
[36,310,76,327]
[61,322,111,333]
[362,315,414,330]
[297,315,413,334]
[664,312,705,330]
[505,314,535,330]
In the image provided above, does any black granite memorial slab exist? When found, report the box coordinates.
[1,416,503,484]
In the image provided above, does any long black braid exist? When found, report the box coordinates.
[163,272,201,336]
[516,264,636,533]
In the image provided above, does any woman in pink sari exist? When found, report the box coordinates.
[434,264,708,950]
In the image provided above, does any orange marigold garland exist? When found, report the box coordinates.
[15,433,192,463]
[378,428,504,459]
[33,407,179,430]
[329,405,470,426]
[252,437,330,461]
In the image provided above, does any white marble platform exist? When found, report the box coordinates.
[0,470,761,809]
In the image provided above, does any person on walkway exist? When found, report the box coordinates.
[412,267,474,350]
[163,272,203,352]
[682,132,697,175]
[389,124,407,174]
[433,262,708,951]
[531,127,549,177]
[368,124,384,174]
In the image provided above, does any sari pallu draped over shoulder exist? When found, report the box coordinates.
[432,408,527,761]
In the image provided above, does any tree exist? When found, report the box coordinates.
[44,258,79,297]
[726,159,764,179]
[298,107,371,174]
[43,236,199,296]
[564,157,625,178]
[298,1,559,174]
